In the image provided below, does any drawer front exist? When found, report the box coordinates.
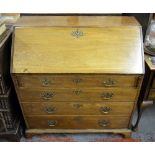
[22,102,134,116]
[19,88,138,102]
[148,89,155,100]
[152,79,155,89]
[16,75,140,88]
[26,115,129,129]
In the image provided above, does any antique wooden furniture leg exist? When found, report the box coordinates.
[122,132,132,139]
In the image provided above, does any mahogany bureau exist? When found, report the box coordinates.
[11,16,144,138]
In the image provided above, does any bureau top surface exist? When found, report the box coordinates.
[11,16,144,74]
[14,16,140,27]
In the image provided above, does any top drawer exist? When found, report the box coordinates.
[15,74,142,88]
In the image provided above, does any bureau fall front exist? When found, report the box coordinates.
[11,16,144,138]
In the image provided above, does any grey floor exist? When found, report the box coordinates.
[132,103,155,141]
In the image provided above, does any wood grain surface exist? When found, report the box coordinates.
[12,26,144,74]
[22,101,134,116]
[18,87,139,102]
[15,74,141,88]
[26,115,130,129]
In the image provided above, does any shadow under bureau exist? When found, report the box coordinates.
[11,16,144,138]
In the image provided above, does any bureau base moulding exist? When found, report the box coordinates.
[25,129,132,139]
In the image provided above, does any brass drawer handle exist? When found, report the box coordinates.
[100,107,112,114]
[73,78,82,84]
[101,92,113,100]
[98,120,110,127]
[45,107,56,114]
[48,120,57,127]
[41,78,51,86]
[103,79,115,87]
[73,90,82,96]
[41,92,54,100]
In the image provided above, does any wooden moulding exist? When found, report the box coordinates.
[25,129,132,139]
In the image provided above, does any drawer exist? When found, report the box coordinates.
[152,78,155,88]
[15,75,141,88]
[22,101,134,116]
[148,89,155,100]
[26,115,130,129]
[19,88,138,102]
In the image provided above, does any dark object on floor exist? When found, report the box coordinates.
[0,120,23,142]
[0,27,23,141]
[0,29,12,94]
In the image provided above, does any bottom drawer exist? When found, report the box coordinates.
[26,115,130,129]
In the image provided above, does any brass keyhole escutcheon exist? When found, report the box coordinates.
[73,116,82,123]
[103,79,115,87]
[71,29,84,38]
[73,78,82,84]
[73,103,83,109]
[41,78,52,86]
[73,90,82,96]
